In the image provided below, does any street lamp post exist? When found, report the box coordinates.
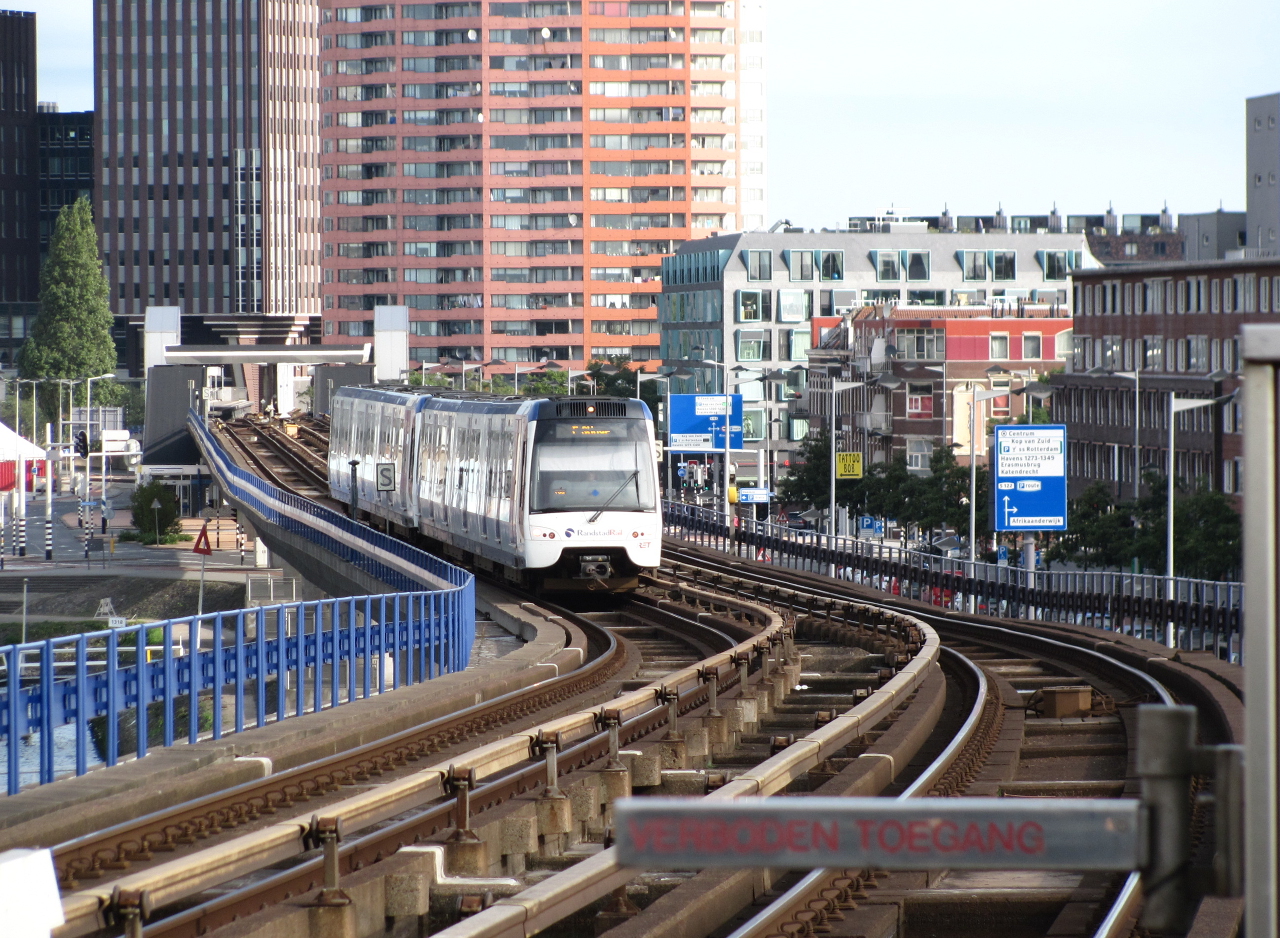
[1165,392,1228,648]
[968,388,1008,563]
[1090,367,1141,500]
[826,378,865,542]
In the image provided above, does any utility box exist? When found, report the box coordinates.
[1041,686,1093,719]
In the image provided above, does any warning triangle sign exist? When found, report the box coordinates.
[192,522,213,556]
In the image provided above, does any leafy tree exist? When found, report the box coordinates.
[130,481,182,545]
[519,369,568,397]
[18,198,116,381]
[1043,483,1137,570]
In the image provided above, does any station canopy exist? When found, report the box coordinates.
[162,344,371,366]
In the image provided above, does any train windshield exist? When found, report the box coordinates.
[530,418,657,514]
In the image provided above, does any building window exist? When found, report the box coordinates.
[895,327,945,360]
[1124,242,1138,257]
[742,408,766,442]
[745,249,771,281]
[1042,250,1069,280]
[788,250,814,281]
[736,329,771,361]
[906,290,945,306]
[990,334,1009,359]
[1023,333,1041,360]
[990,381,1011,417]
[786,328,810,361]
[789,416,809,441]
[776,289,811,322]
[906,439,933,471]
[905,251,929,281]
[876,251,900,281]
[906,384,933,419]
[961,251,987,281]
[818,250,844,281]
[737,288,771,322]
[992,251,1016,281]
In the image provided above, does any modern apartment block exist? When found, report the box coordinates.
[94,0,323,347]
[37,105,94,267]
[0,10,38,308]
[316,0,767,372]
[658,229,1093,483]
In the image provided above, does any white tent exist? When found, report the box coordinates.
[0,421,48,461]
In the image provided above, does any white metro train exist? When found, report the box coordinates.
[327,387,662,591]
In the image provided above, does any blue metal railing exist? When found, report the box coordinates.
[0,413,478,795]
[0,591,470,794]
[664,500,1242,659]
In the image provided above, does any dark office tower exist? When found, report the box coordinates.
[95,0,323,328]
[0,10,38,305]
[36,104,94,266]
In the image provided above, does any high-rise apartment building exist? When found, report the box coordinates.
[95,0,323,341]
[37,105,94,267]
[317,0,768,371]
[0,10,38,307]
[1247,92,1279,256]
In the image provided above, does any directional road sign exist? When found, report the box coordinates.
[858,515,884,537]
[835,451,863,479]
[736,487,771,504]
[991,424,1068,531]
[616,797,1141,871]
[669,394,743,452]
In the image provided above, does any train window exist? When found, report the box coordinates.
[530,417,656,513]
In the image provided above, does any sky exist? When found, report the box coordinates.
[13,0,1280,228]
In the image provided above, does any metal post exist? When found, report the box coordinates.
[1166,391,1176,648]
[1137,705,1196,933]
[44,428,53,561]
[1133,370,1141,500]
[968,399,977,562]
[348,459,359,520]
[21,577,28,643]
[16,452,25,557]
[1242,326,1280,936]
[543,734,562,797]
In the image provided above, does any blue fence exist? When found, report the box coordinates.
[1,591,471,794]
[0,414,477,795]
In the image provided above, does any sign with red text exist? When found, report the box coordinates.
[615,797,1141,871]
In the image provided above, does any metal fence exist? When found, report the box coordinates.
[664,501,1242,659]
[0,414,478,796]
[0,590,471,795]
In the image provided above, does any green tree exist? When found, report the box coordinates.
[18,197,116,381]
[519,369,568,397]
[584,356,638,397]
[1043,483,1137,570]
[130,481,182,545]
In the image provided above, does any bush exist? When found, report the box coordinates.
[130,481,183,545]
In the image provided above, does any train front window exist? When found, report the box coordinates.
[530,418,656,513]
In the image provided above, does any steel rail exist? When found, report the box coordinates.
[422,604,941,938]
[667,544,1179,938]
[55,578,791,937]
[48,604,612,889]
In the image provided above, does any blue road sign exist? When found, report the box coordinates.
[859,515,875,534]
[998,544,1009,566]
[669,394,744,452]
[991,425,1068,532]
[677,466,687,478]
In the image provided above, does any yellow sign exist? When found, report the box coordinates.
[835,452,863,479]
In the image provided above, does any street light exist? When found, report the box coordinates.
[968,388,1008,562]
[151,497,162,546]
[1165,388,1236,648]
[691,346,733,520]
[826,378,865,542]
[1089,366,1141,500]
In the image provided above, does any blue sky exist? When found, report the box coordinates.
[15,0,1280,227]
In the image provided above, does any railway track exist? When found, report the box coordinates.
[48,412,1234,938]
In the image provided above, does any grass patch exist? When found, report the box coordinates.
[0,620,124,645]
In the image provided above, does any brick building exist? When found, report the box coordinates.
[1049,256,1280,501]
[316,0,768,374]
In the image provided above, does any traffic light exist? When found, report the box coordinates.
[75,431,89,458]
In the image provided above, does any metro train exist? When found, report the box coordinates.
[327,386,662,592]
